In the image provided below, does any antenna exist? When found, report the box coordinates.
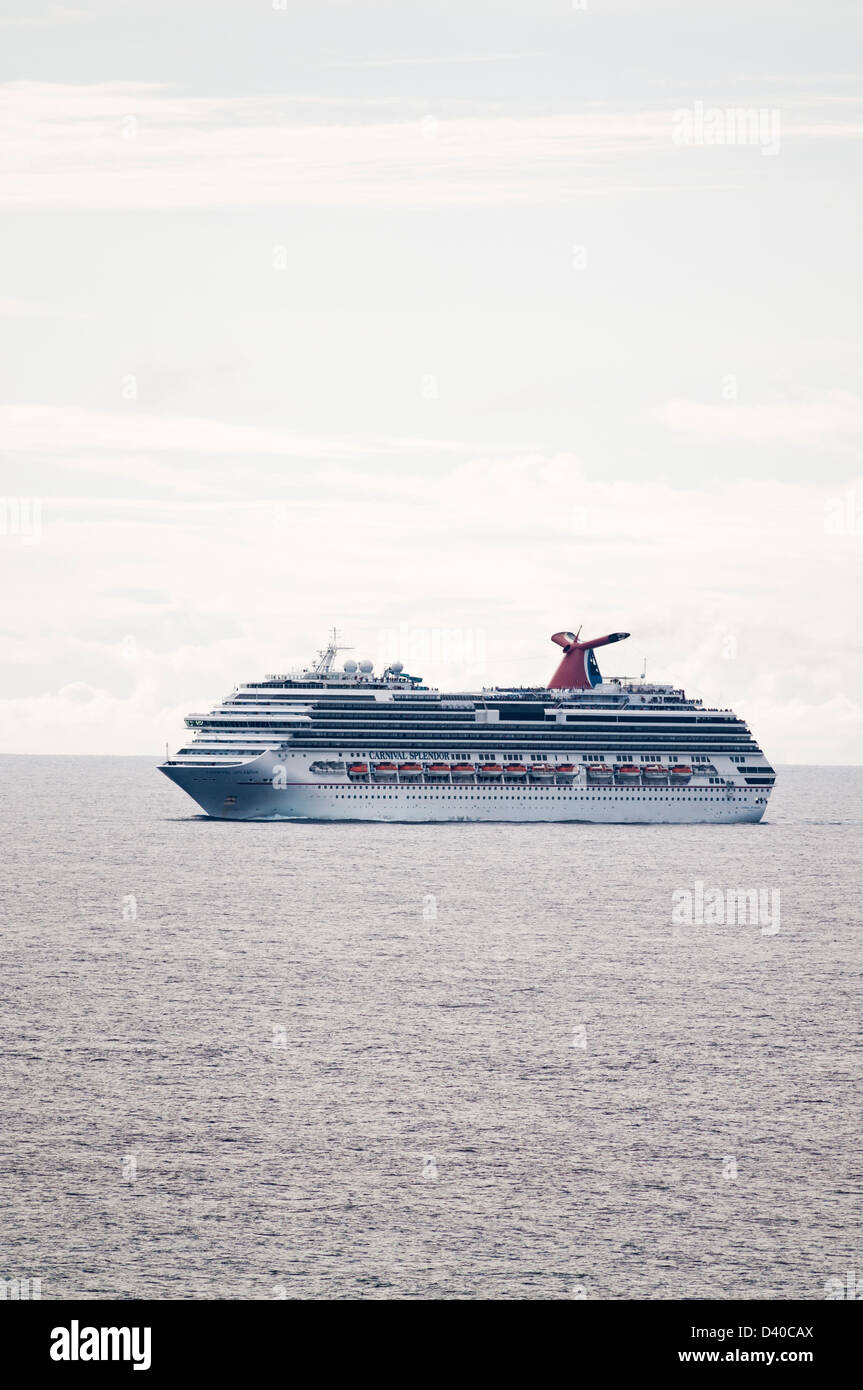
[641,655,647,681]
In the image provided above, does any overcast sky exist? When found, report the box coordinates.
[0,1,861,760]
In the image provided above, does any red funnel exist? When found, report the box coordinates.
[548,629,630,689]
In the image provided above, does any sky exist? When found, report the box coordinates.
[0,0,861,760]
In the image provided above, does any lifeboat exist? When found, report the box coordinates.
[451,763,475,781]
[348,763,369,780]
[670,764,692,784]
[529,764,555,781]
[586,763,613,784]
[477,763,503,778]
[615,764,641,783]
[372,762,397,781]
[398,762,423,780]
[555,763,576,782]
[504,763,527,778]
[642,763,668,784]
[426,763,451,780]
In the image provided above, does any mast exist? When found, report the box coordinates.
[312,627,352,675]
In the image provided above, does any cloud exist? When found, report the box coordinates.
[0,404,533,459]
[0,83,656,208]
[325,51,548,69]
[0,5,93,27]
[8,81,856,210]
[0,681,193,757]
[1,444,860,756]
[0,297,85,318]
[656,392,863,442]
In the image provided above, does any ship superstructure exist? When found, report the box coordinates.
[159,628,775,823]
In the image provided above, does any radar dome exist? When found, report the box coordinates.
[388,661,404,674]
[343,659,357,674]
[358,659,374,673]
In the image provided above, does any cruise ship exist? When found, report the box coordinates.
[159,626,775,823]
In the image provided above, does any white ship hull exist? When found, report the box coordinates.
[161,751,769,824]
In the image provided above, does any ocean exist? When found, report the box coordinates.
[1,758,860,1300]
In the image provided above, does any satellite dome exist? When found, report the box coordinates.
[388,661,404,674]
[343,659,357,674]
[358,659,374,673]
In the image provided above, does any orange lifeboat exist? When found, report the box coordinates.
[586,763,613,784]
[451,763,475,781]
[372,762,397,781]
[398,762,423,779]
[477,763,503,777]
[426,763,451,780]
[670,764,692,784]
[529,764,555,781]
[615,764,641,783]
[504,763,527,777]
[348,763,369,779]
[642,763,668,784]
